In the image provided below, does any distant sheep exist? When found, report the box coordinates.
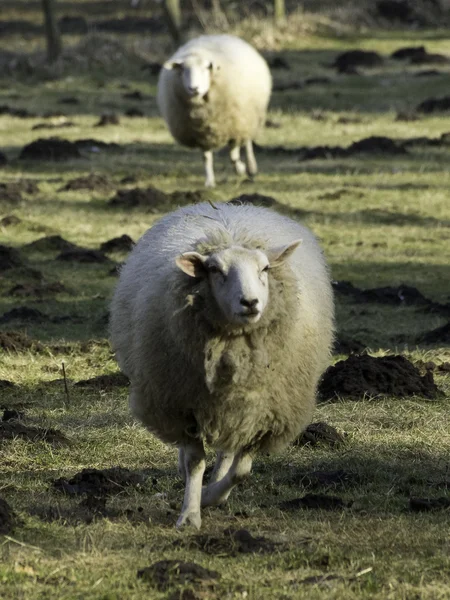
[157,35,272,187]
[110,202,334,528]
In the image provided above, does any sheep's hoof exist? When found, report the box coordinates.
[176,510,202,530]
[205,180,216,188]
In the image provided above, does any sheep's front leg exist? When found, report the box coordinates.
[178,447,186,482]
[229,144,247,176]
[245,140,258,177]
[176,441,206,529]
[202,451,252,507]
[203,150,216,188]
[209,451,235,484]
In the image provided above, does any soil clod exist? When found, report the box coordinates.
[56,247,110,263]
[60,174,112,191]
[0,331,43,352]
[417,96,450,113]
[0,422,68,445]
[137,560,220,590]
[0,215,21,227]
[0,498,15,534]
[332,50,383,73]
[109,186,168,210]
[19,138,82,161]
[95,114,120,127]
[294,422,346,447]
[53,467,145,496]
[319,354,440,400]
[100,234,134,253]
[8,281,68,298]
[186,528,282,556]
[229,193,276,208]
[409,497,450,512]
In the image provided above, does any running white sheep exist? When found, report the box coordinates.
[157,35,272,187]
[110,201,334,529]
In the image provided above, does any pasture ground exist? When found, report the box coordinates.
[0,2,449,598]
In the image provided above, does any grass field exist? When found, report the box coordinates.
[0,3,449,599]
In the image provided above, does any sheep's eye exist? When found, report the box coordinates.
[209,265,220,274]
[208,62,214,71]
[262,265,270,273]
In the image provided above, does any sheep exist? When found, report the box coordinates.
[110,201,334,529]
[157,35,272,187]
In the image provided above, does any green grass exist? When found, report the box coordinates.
[0,5,450,599]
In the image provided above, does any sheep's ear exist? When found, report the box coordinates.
[266,239,302,267]
[176,252,208,278]
[164,59,183,71]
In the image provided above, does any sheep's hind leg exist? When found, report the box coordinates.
[209,451,234,484]
[202,451,252,507]
[176,440,206,529]
[229,144,247,176]
[177,447,186,483]
[245,140,258,177]
[203,150,216,188]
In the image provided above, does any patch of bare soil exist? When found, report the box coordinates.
[294,422,346,447]
[8,281,68,298]
[2,408,23,421]
[182,528,284,557]
[392,45,449,64]
[137,560,220,591]
[0,181,39,204]
[0,215,21,227]
[266,55,290,70]
[333,280,450,315]
[0,331,43,352]
[0,422,68,445]
[409,497,450,512]
[331,50,383,73]
[60,174,112,192]
[100,234,134,253]
[0,380,15,389]
[95,113,120,127]
[53,467,145,496]
[170,190,209,205]
[0,151,7,166]
[0,104,36,118]
[0,306,47,324]
[24,235,77,252]
[56,247,110,263]
[125,107,144,117]
[0,244,23,270]
[109,186,168,210]
[75,138,120,153]
[417,322,450,344]
[19,138,81,161]
[279,494,349,511]
[417,96,450,113]
[228,193,276,208]
[319,354,440,400]
[0,498,15,534]
[74,373,129,390]
[414,360,450,373]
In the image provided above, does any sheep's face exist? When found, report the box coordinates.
[176,241,301,327]
[165,54,217,99]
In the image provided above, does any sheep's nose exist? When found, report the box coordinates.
[188,85,199,95]
[240,297,258,309]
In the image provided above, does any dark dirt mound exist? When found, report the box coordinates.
[141,61,162,76]
[418,322,450,344]
[169,190,208,205]
[53,467,146,496]
[184,528,283,556]
[109,186,168,210]
[279,494,349,511]
[122,90,149,101]
[0,498,15,534]
[74,138,120,152]
[294,422,346,447]
[124,108,144,117]
[95,114,120,127]
[417,96,450,113]
[414,69,442,77]
[228,193,276,208]
[332,280,449,315]
[265,119,282,129]
[334,336,366,355]
[100,235,134,253]
[56,248,110,263]
[8,281,68,298]
[0,151,7,166]
[0,104,36,118]
[319,354,440,400]
[0,244,22,271]
[2,409,23,421]
[391,45,427,60]
[0,215,21,227]
[0,306,47,324]
[0,422,68,445]
[137,560,220,590]
[267,56,290,70]
[414,360,450,373]
[19,138,81,161]
[409,497,450,512]
[332,50,383,73]
[350,136,406,154]
[58,96,79,105]
[74,373,129,389]
[24,235,77,252]
[0,331,43,352]
[0,380,15,389]
[60,174,111,191]
[0,181,39,203]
